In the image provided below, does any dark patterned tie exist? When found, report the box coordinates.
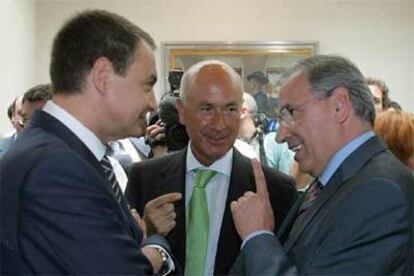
[291,178,323,229]
[100,155,122,203]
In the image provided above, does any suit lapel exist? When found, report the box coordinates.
[284,135,387,250]
[277,192,305,244]
[31,110,143,241]
[214,149,253,274]
[31,110,103,173]
[156,149,187,269]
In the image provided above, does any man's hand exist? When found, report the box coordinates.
[143,193,182,236]
[146,120,168,157]
[230,159,275,240]
[141,246,163,273]
[131,208,147,240]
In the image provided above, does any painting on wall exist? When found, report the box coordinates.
[161,41,318,95]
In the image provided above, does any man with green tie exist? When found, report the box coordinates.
[126,60,297,275]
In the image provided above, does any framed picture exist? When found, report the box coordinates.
[161,41,318,94]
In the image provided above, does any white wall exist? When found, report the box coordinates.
[0,0,36,135]
[1,0,413,134]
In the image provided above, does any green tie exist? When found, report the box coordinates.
[185,169,216,276]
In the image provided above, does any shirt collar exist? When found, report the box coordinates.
[42,100,106,161]
[186,141,233,177]
[319,131,375,186]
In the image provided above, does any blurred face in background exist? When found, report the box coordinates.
[21,100,48,128]
[368,84,383,113]
[12,96,24,133]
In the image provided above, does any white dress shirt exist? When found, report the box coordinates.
[185,143,233,276]
[43,100,127,191]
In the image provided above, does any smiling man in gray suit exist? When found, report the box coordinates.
[230,55,413,275]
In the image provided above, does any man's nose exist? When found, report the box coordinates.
[148,91,157,112]
[211,110,226,130]
[275,123,290,144]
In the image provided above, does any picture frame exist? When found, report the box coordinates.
[161,41,318,93]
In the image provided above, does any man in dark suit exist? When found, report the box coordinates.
[1,10,181,275]
[126,60,297,275]
[0,96,23,159]
[230,55,413,275]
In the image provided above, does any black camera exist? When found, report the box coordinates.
[145,70,189,152]
[254,112,278,133]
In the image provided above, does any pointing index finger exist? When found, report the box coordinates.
[149,192,182,208]
[251,159,269,198]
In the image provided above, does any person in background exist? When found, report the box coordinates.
[289,161,314,192]
[0,96,23,158]
[246,71,271,115]
[366,77,391,113]
[20,84,53,128]
[374,109,414,172]
[1,10,180,275]
[126,60,297,276]
[263,81,279,117]
[230,55,413,275]
[388,100,403,111]
[238,92,294,174]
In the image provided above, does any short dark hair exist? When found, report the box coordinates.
[246,71,269,85]
[22,84,53,104]
[365,77,391,109]
[7,99,16,120]
[50,10,155,95]
[283,55,376,126]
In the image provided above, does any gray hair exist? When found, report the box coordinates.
[283,55,375,126]
[179,60,242,104]
[242,92,258,114]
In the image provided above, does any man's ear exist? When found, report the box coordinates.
[90,57,113,95]
[330,87,351,123]
[240,107,249,119]
[176,99,186,125]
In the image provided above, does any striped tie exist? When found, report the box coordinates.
[100,155,122,203]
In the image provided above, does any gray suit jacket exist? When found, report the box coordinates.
[230,135,413,275]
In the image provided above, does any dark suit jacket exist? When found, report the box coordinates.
[0,110,163,275]
[126,147,297,275]
[230,135,414,275]
[0,133,17,159]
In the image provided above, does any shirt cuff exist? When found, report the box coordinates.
[241,230,275,249]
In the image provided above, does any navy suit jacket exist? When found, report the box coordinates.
[230,135,414,275]
[0,133,17,159]
[1,110,160,274]
[126,147,297,275]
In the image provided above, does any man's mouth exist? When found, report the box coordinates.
[290,143,303,152]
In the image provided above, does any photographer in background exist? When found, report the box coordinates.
[144,70,189,156]
[238,92,294,174]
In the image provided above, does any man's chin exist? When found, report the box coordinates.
[131,122,147,138]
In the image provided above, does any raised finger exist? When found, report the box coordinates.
[251,158,269,198]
